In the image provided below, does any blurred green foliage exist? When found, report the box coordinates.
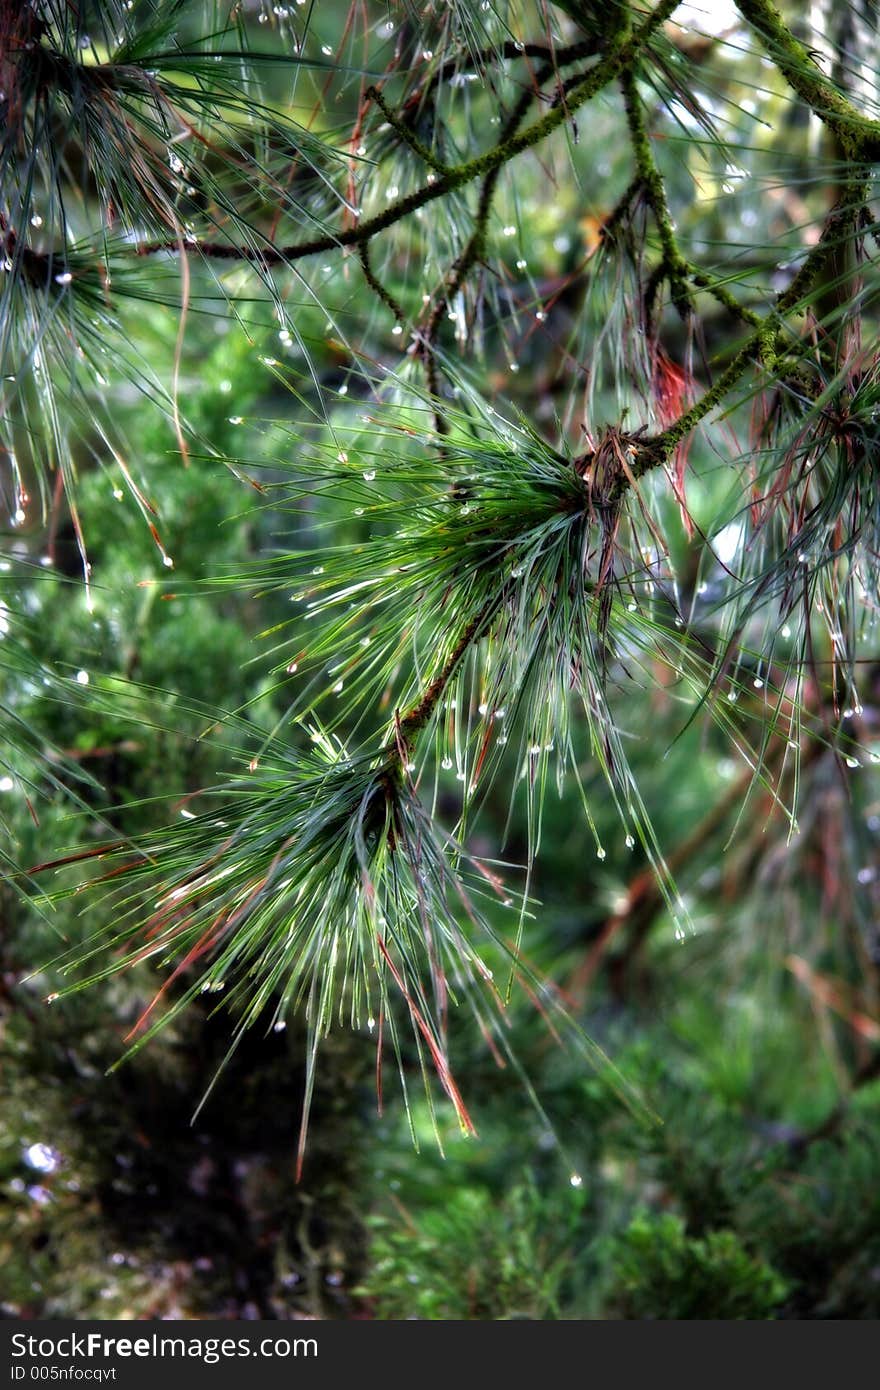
[602,1213,789,1320]
[358,1183,583,1319]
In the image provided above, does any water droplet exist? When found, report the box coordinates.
[569,1173,583,1188]
[596,846,606,860]
[228,416,243,425]
[857,867,876,885]
[362,470,376,482]
[441,756,453,770]
[753,677,764,689]
[273,1020,287,1032]
[625,834,635,849]
[312,566,324,575]
[75,670,89,686]
[845,756,860,769]
[24,1143,61,1174]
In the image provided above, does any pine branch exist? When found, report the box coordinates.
[418,38,565,430]
[735,0,880,159]
[395,594,503,748]
[414,35,602,104]
[17,0,880,1184]
[133,1,681,268]
[357,241,406,325]
[620,64,691,318]
[629,176,871,480]
[366,83,450,174]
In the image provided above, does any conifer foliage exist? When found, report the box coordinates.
[4,0,880,1153]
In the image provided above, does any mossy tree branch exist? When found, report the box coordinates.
[619,63,691,319]
[735,0,880,159]
[132,0,680,270]
[631,176,870,478]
